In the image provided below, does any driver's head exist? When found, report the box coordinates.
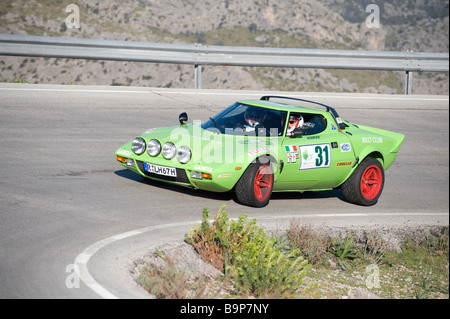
[245,107,264,127]
[288,115,304,129]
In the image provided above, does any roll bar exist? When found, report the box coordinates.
[260,95,346,130]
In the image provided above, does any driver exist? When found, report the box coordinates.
[243,107,265,132]
[286,114,304,136]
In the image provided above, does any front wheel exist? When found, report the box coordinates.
[341,157,385,206]
[235,161,274,207]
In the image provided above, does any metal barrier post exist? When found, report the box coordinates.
[194,64,202,89]
[405,71,412,95]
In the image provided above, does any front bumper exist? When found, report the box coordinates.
[116,153,238,193]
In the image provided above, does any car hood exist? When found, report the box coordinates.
[138,123,278,166]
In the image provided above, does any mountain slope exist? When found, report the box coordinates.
[0,0,448,94]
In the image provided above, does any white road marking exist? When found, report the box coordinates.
[73,212,448,299]
[74,220,198,299]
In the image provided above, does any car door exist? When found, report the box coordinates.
[274,112,356,191]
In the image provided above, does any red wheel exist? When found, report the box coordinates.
[253,164,273,202]
[235,160,274,207]
[360,165,383,200]
[341,157,385,206]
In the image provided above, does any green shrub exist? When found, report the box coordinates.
[185,206,263,271]
[328,235,357,270]
[231,235,309,298]
[185,206,310,298]
[424,229,449,255]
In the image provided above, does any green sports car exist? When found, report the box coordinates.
[115,96,404,207]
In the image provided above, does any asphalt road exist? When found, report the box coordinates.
[0,83,448,299]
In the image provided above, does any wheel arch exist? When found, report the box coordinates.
[358,146,385,168]
[337,149,384,188]
[363,151,384,167]
[232,153,278,190]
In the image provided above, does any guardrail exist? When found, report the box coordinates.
[0,34,448,93]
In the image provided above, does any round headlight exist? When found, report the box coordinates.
[147,139,161,157]
[177,146,191,164]
[162,142,176,159]
[131,137,146,155]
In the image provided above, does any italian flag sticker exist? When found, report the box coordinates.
[285,145,298,152]
[285,145,299,163]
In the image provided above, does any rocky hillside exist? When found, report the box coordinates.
[0,0,448,94]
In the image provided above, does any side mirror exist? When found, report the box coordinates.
[292,128,304,137]
[179,112,188,124]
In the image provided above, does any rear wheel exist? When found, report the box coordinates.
[341,157,384,206]
[235,160,274,207]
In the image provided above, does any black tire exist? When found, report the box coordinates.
[341,157,385,206]
[235,160,274,207]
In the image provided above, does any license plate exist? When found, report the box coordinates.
[144,163,177,177]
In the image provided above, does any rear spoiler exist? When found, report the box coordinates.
[260,95,346,130]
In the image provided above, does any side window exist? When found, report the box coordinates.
[302,114,327,135]
[263,110,287,136]
[286,113,327,136]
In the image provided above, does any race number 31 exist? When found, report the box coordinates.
[299,144,331,170]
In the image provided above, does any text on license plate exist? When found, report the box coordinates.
[144,163,177,177]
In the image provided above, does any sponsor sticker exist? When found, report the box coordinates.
[336,161,352,167]
[246,148,271,156]
[285,145,299,163]
[194,164,213,172]
[340,143,352,152]
[299,144,331,170]
[143,127,157,133]
[117,149,132,157]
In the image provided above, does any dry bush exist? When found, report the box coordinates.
[137,254,209,299]
[286,220,329,265]
[361,232,390,264]
[190,235,226,272]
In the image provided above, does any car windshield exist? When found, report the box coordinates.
[202,103,287,136]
